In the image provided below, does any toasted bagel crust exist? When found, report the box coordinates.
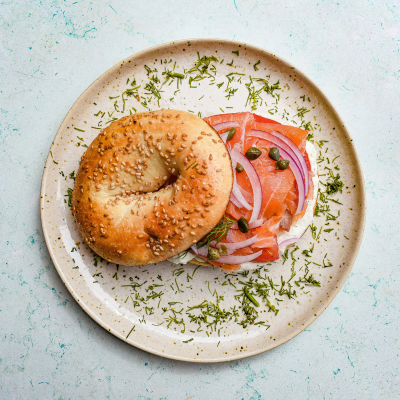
[72,110,233,266]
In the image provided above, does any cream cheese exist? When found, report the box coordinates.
[169,140,319,270]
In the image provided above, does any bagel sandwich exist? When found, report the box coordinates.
[169,111,319,272]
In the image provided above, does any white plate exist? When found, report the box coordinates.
[40,39,366,362]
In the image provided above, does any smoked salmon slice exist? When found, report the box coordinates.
[203,112,312,266]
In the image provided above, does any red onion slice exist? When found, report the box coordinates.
[231,218,265,230]
[212,121,240,131]
[230,159,253,211]
[195,246,263,265]
[277,147,306,215]
[229,193,244,209]
[220,131,229,143]
[230,146,262,223]
[210,235,258,254]
[247,131,306,215]
[248,129,309,196]
[269,130,309,195]
[278,237,304,248]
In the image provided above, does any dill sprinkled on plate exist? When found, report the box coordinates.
[65,188,73,207]
[187,53,219,76]
[61,48,352,343]
[326,171,344,195]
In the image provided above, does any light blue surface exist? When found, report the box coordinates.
[1,1,399,398]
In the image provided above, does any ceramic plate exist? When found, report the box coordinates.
[40,39,366,362]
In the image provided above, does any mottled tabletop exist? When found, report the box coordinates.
[1,1,399,399]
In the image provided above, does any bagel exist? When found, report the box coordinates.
[72,110,233,266]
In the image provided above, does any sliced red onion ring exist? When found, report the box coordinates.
[230,159,253,211]
[195,246,263,265]
[220,131,229,143]
[231,218,265,230]
[246,131,306,215]
[269,130,309,191]
[278,147,305,214]
[226,229,235,242]
[248,129,309,196]
[229,193,245,209]
[210,235,258,254]
[212,121,240,131]
[230,146,262,223]
[278,237,304,248]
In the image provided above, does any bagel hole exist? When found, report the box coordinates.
[159,173,178,190]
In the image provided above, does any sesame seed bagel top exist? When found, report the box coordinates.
[72,109,233,266]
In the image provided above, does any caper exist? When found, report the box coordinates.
[207,248,221,260]
[245,147,262,161]
[226,128,236,141]
[269,147,280,161]
[219,244,228,255]
[235,163,244,173]
[238,216,250,233]
[276,159,290,170]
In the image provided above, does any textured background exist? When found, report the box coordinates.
[1,1,399,399]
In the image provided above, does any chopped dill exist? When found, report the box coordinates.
[326,171,344,195]
[196,216,236,250]
[65,188,73,207]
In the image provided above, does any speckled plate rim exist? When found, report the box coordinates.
[40,38,366,363]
